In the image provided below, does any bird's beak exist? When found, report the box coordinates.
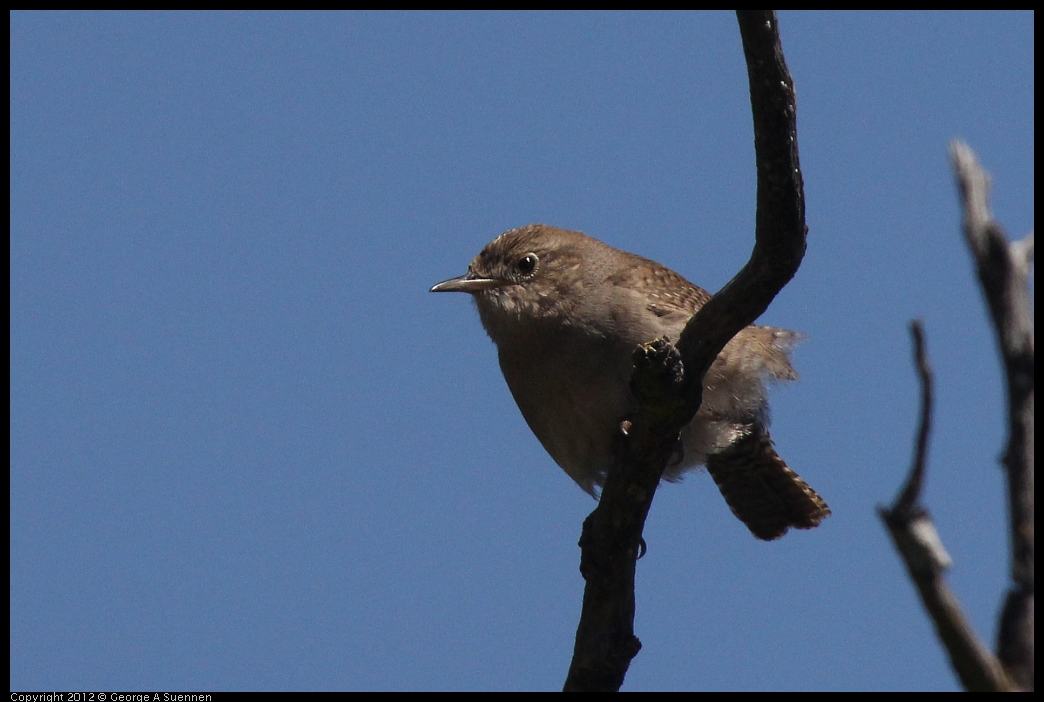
[430,274,508,293]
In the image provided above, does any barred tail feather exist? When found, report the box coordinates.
[705,427,830,541]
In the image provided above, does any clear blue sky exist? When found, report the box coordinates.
[10,11,1033,692]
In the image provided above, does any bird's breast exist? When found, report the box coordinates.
[494,326,638,494]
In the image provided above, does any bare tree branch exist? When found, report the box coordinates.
[564,10,807,691]
[894,321,934,516]
[881,144,1033,692]
[879,322,1011,692]
[951,141,1034,690]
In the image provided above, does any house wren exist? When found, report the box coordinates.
[431,223,829,540]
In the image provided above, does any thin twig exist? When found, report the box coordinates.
[879,323,1011,691]
[894,321,933,515]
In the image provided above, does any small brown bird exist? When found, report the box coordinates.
[431,224,829,540]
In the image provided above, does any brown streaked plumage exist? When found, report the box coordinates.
[431,223,829,540]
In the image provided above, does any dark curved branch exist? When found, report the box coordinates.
[563,11,807,691]
[677,11,807,394]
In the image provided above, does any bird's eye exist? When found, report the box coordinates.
[517,253,538,275]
